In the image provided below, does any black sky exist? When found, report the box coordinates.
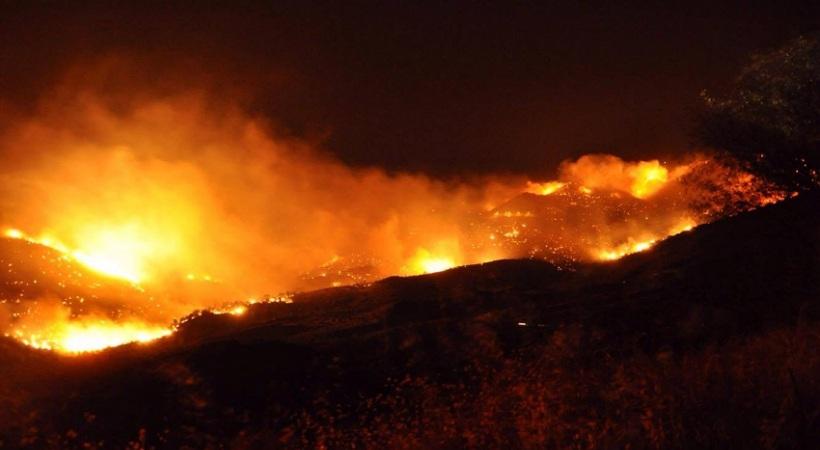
[0,1,817,177]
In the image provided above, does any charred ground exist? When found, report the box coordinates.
[1,193,819,449]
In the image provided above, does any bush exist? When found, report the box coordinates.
[697,34,820,191]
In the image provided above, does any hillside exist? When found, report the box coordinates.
[1,193,818,449]
[0,236,148,316]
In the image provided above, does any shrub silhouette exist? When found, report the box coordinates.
[697,34,820,192]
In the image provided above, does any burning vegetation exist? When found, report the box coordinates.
[0,152,782,353]
[0,66,786,355]
[479,154,783,266]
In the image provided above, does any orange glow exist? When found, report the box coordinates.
[406,248,458,274]
[629,161,669,198]
[548,154,681,199]
[593,217,699,261]
[419,257,456,274]
[6,318,173,354]
[4,228,23,239]
[526,181,566,196]
[0,74,785,356]
[3,226,164,284]
[670,217,697,234]
[595,238,657,261]
[6,294,297,354]
[211,304,248,316]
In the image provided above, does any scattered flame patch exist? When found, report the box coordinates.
[0,84,787,356]
[406,248,458,274]
[526,181,566,196]
[4,294,296,354]
[629,161,669,198]
[4,227,147,283]
[595,238,658,261]
[592,217,699,261]
[6,318,173,354]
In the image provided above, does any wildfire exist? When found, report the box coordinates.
[6,319,173,354]
[593,217,698,261]
[526,181,566,196]
[547,154,688,200]
[0,82,786,357]
[406,248,458,274]
[211,304,248,316]
[4,227,148,283]
[629,161,669,198]
[184,295,294,323]
[595,238,657,261]
[670,218,697,234]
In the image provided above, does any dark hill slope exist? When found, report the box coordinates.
[1,193,819,449]
[174,191,818,358]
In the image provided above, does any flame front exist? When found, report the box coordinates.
[629,161,669,198]
[4,227,153,284]
[405,248,458,274]
[0,83,785,356]
[592,217,698,261]
[595,238,657,261]
[417,256,457,274]
[0,151,781,355]
[526,181,566,196]
[69,228,152,284]
[7,318,173,354]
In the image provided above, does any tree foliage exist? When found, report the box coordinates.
[697,34,820,191]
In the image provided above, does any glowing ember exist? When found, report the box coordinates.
[205,295,294,318]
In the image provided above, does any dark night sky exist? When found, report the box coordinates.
[0,1,817,177]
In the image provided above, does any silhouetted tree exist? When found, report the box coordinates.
[697,34,819,191]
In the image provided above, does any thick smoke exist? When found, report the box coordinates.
[0,60,522,317]
[0,59,782,348]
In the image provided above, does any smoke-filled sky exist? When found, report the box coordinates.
[0,2,803,352]
[1,1,817,177]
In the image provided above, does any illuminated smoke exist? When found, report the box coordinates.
[487,154,782,264]
[0,60,784,354]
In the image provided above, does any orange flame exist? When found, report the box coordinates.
[592,217,698,261]
[629,161,669,198]
[0,72,784,355]
[4,227,159,284]
[526,181,566,196]
[405,247,459,274]
[5,317,173,354]
[595,238,657,261]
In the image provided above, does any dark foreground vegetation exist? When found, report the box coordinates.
[697,33,819,192]
[0,192,817,449]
